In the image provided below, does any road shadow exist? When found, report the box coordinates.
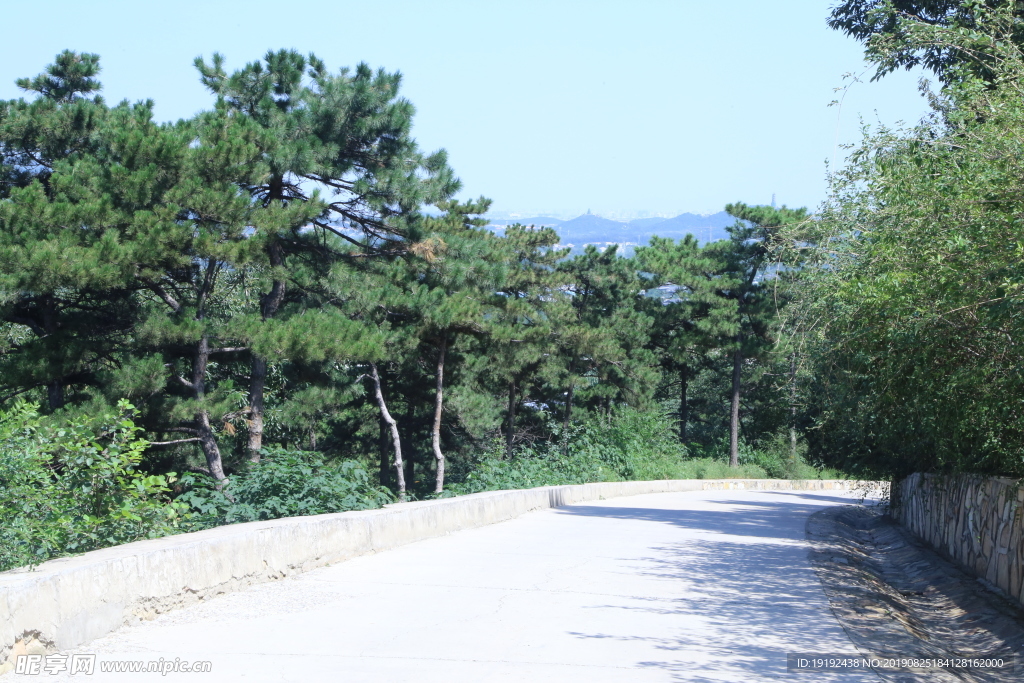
[557,492,859,539]
[558,495,876,681]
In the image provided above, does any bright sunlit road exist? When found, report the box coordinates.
[30,489,877,682]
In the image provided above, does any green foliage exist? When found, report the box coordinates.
[797,6,1024,478]
[177,448,394,527]
[447,407,784,496]
[0,401,185,571]
[735,431,842,480]
[827,0,1024,83]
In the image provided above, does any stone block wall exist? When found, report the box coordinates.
[893,473,1024,607]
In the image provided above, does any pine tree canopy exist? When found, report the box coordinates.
[1,50,818,495]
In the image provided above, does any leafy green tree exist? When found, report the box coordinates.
[0,52,268,483]
[799,10,1024,478]
[828,0,1024,82]
[404,199,499,492]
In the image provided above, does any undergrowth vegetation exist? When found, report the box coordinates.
[448,408,840,496]
[177,449,394,530]
[0,403,837,571]
[0,401,186,572]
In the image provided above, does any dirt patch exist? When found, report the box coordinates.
[807,505,1024,682]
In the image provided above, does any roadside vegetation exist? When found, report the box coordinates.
[6,2,1024,570]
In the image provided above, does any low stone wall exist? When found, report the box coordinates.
[893,473,1024,608]
[0,478,858,673]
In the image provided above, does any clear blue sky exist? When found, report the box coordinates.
[0,0,929,217]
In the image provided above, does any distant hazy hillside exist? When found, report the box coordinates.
[488,216,563,227]
[639,211,735,244]
[485,210,737,256]
[626,217,673,229]
[556,214,633,242]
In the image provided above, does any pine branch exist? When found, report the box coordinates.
[6,315,45,337]
[150,283,182,312]
[0,384,44,403]
[148,438,201,446]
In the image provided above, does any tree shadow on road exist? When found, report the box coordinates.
[556,496,878,682]
[558,492,857,538]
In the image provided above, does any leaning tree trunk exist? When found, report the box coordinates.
[729,344,742,468]
[246,242,286,462]
[679,364,689,444]
[506,380,516,460]
[369,362,406,500]
[431,336,448,494]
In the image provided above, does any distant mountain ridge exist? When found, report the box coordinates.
[487,211,736,252]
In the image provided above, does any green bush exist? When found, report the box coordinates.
[738,431,846,480]
[448,407,775,495]
[177,448,394,528]
[0,401,186,571]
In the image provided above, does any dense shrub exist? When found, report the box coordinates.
[0,401,185,571]
[177,448,394,529]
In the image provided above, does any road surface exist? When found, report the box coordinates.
[29,488,879,682]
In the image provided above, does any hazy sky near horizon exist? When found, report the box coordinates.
[1,0,930,217]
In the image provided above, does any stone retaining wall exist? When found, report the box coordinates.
[893,473,1024,608]
[0,478,859,674]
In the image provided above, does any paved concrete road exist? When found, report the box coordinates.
[30,489,880,682]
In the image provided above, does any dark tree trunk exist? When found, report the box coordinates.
[729,344,742,468]
[152,263,225,484]
[194,333,227,482]
[431,336,447,494]
[562,384,574,457]
[506,380,516,459]
[247,241,286,462]
[369,362,406,499]
[247,355,267,462]
[563,384,574,430]
[46,381,64,411]
[41,297,64,410]
[379,415,389,486]
[404,400,415,486]
[679,364,689,444]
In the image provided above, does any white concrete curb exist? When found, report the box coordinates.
[0,478,861,672]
